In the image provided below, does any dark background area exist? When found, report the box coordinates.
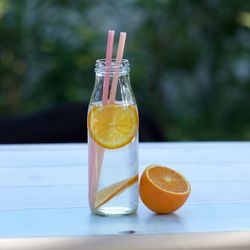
[0,0,250,143]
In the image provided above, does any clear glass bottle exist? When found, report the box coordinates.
[88,59,139,216]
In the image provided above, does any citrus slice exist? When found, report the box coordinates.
[88,103,138,149]
[95,175,138,209]
[139,165,191,214]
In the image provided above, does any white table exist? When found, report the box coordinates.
[0,142,250,250]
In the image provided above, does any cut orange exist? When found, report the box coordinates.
[88,103,138,149]
[95,175,138,209]
[139,165,191,214]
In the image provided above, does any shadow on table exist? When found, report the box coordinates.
[0,103,166,144]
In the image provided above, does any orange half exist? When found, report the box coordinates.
[95,175,138,209]
[88,103,138,149]
[139,165,191,214]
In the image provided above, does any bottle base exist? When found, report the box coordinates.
[92,206,137,217]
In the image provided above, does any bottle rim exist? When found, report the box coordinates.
[95,59,130,74]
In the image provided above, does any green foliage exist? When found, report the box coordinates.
[0,0,250,140]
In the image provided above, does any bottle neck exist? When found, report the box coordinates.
[90,59,136,105]
[95,59,130,77]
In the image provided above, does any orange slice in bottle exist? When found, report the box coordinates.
[95,175,138,209]
[88,103,138,149]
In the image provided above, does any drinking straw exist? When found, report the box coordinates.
[89,30,115,209]
[102,30,115,105]
[109,32,127,103]
[88,136,96,209]
[89,136,104,209]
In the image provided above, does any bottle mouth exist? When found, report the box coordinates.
[95,59,130,75]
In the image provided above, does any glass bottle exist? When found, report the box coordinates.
[88,59,139,216]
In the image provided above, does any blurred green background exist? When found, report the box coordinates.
[0,0,250,141]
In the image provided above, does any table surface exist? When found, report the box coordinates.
[0,142,250,249]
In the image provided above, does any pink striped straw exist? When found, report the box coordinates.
[89,137,104,209]
[109,32,127,103]
[102,30,115,105]
[89,30,115,209]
